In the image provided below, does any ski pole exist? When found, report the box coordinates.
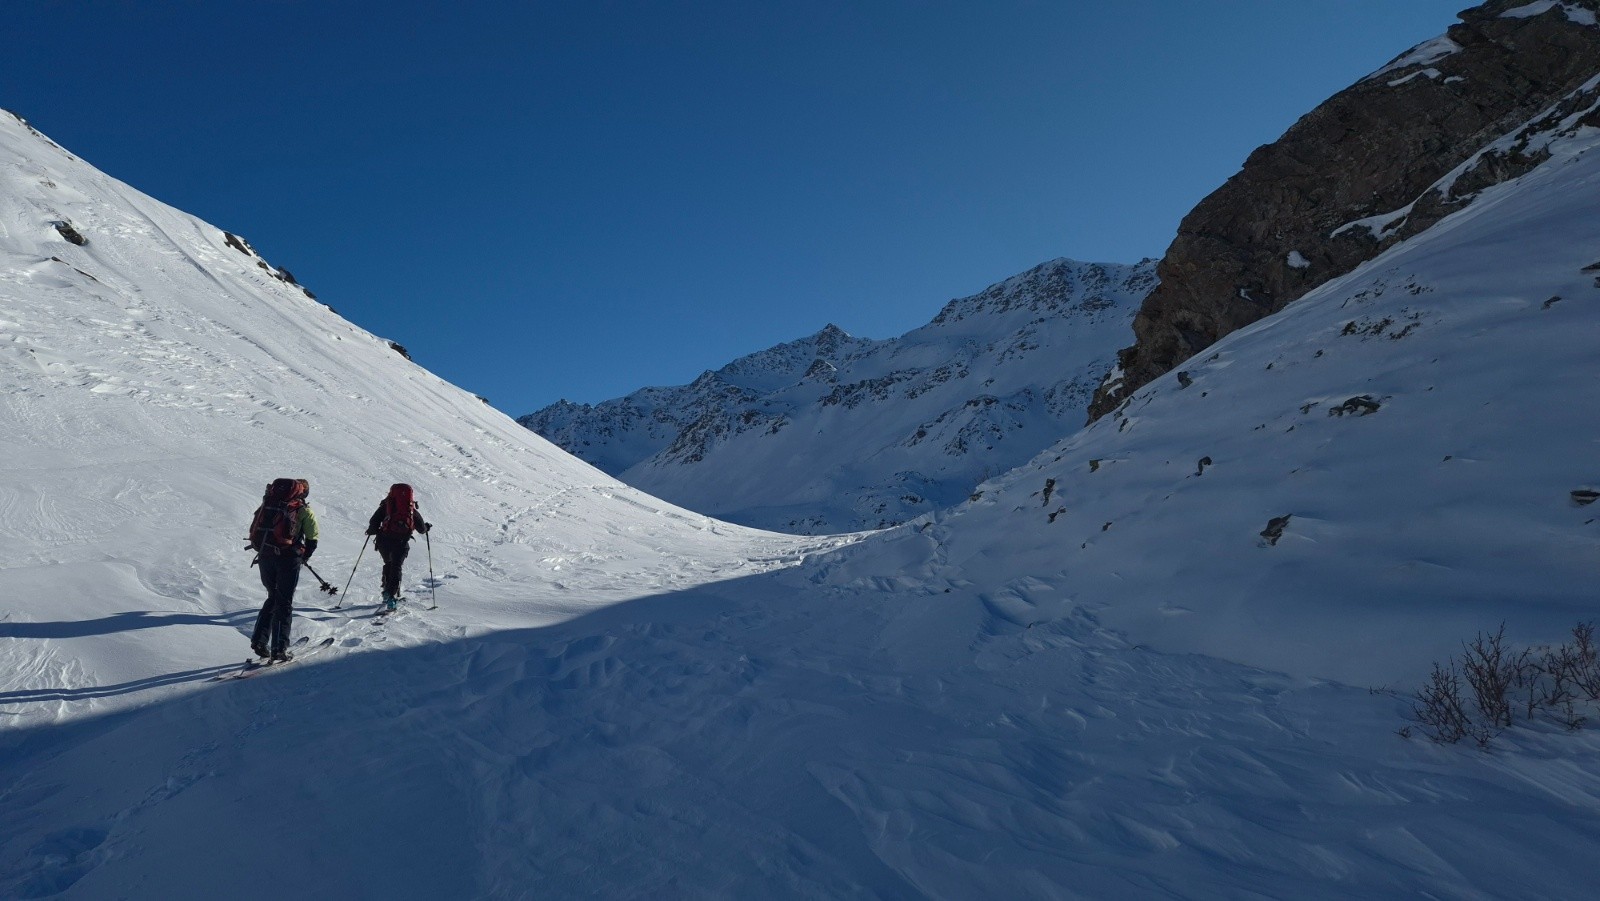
[426,529,437,610]
[302,560,338,595]
[336,535,370,609]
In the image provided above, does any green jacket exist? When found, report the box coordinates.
[298,505,321,543]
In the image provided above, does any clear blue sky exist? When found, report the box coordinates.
[6,1,1465,412]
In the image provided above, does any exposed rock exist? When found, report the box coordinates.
[1573,489,1599,506]
[802,358,838,382]
[1260,515,1293,547]
[222,230,319,299]
[388,341,411,360]
[52,220,86,246]
[1329,395,1382,416]
[1089,0,1600,421]
[224,231,254,255]
[48,255,98,282]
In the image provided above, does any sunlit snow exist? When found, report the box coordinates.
[3,78,1600,900]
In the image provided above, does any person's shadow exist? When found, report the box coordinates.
[0,607,339,704]
[0,609,258,640]
[0,664,244,703]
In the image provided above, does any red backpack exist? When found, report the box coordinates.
[379,483,415,536]
[247,478,307,553]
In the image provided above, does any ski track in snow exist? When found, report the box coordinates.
[5,91,1600,898]
[7,574,1600,899]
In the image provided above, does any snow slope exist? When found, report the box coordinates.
[5,75,1600,901]
[0,109,853,893]
[0,108,841,688]
[523,259,1156,533]
[814,76,1600,688]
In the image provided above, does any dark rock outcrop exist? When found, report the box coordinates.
[53,220,86,246]
[1089,0,1600,421]
[1260,515,1293,547]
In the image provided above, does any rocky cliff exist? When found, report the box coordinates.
[1088,0,1600,420]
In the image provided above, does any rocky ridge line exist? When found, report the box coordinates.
[1088,0,1600,421]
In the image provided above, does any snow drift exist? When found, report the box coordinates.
[5,64,1600,901]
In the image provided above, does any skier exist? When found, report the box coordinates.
[366,483,431,611]
[246,478,320,661]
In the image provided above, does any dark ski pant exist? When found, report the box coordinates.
[252,552,300,655]
[376,534,410,597]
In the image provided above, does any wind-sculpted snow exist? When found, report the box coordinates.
[10,568,1600,900]
[523,259,1157,533]
[5,77,1600,900]
[813,85,1600,688]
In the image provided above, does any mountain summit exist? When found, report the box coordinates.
[6,1,1600,894]
[522,258,1156,533]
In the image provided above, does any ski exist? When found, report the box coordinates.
[373,598,410,620]
[214,636,334,681]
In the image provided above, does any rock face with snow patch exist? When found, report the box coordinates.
[523,259,1156,532]
[1089,0,1600,420]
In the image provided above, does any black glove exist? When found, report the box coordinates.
[365,527,378,536]
[420,522,432,534]
[301,538,318,560]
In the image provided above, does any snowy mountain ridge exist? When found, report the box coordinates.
[1089,0,1600,421]
[810,69,1600,685]
[6,15,1600,897]
[522,257,1157,533]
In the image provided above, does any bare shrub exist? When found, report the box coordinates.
[1407,621,1600,746]
[1536,642,1586,731]
[1569,622,1600,701]
[1459,624,1531,730]
[1412,660,1472,744]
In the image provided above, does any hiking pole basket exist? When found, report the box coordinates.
[302,560,339,595]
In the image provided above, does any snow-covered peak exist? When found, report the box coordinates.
[8,61,1600,896]
[705,321,878,395]
[813,92,1600,688]
[523,257,1157,532]
[928,257,1158,328]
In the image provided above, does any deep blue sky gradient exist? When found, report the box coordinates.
[6,1,1465,411]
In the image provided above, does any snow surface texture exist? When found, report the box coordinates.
[4,88,1600,901]
[522,259,1156,534]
